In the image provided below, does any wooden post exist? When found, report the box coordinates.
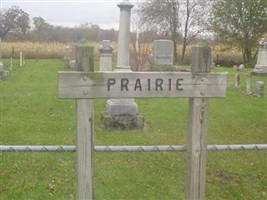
[76,45,94,72]
[246,74,251,95]
[186,45,211,200]
[235,73,240,89]
[76,45,94,200]
[20,51,23,67]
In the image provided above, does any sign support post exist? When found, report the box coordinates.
[76,46,94,200]
[186,45,211,200]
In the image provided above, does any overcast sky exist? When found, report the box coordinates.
[1,0,138,29]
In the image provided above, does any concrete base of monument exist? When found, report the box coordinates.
[105,99,138,116]
[100,113,144,130]
[252,67,267,76]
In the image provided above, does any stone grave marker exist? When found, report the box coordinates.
[69,60,76,69]
[255,81,264,97]
[253,40,267,75]
[63,46,72,61]
[154,40,174,66]
[101,0,144,130]
[99,40,113,71]
[0,38,8,80]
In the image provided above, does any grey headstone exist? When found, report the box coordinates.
[239,64,244,71]
[0,68,8,81]
[153,40,174,66]
[64,47,72,61]
[105,99,138,116]
[255,81,264,97]
[0,62,3,71]
[253,40,267,75]
[99,40,113,71]
[69,60,76,69]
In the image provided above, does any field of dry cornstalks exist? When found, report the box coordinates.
[2,41,244,67]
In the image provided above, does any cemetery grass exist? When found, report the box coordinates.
[0,59,266,199]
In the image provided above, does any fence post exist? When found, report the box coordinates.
[76,45,94,200]
[186,45,211,200]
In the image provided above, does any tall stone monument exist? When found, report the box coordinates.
[101,0,144,130]
[253,40,267,76]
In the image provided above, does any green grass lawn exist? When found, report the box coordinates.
[0,59,266,199]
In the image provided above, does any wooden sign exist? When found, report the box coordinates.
[58,71,228,99]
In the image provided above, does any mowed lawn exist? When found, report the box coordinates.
[0,59,266,199]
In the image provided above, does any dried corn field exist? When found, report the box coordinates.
[1,41,244,66]
[2,42,68,59]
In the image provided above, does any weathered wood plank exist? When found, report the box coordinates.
[186,98,208,200]
[77,99,94,200]
[75,44,95,200]
[185,46,211,200]
[58,72,228,99]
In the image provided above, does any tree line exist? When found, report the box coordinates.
[0,6,118,43]
[1,0,267,66]
[136,0,267,65]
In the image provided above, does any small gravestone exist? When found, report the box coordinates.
[154,40,174,66]
[69,60,76,69]
[0,37,8,80]
[239,64,244,71]
[255,81,264,97]
[99,40,113,71]
[64,46,77,69]
[0,61,9,81]
[253,40,267,75]
[63,47,72,61]
[0,61,4,80]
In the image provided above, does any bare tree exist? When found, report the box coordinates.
[0,6,30,40]
[137,0,209,64]
[180,0,209,63]
[137,0,180,63]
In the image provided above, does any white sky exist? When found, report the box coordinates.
[0,0,139,30]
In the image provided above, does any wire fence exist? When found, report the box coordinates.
[1,145,266,199]
[1,144,267,152]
